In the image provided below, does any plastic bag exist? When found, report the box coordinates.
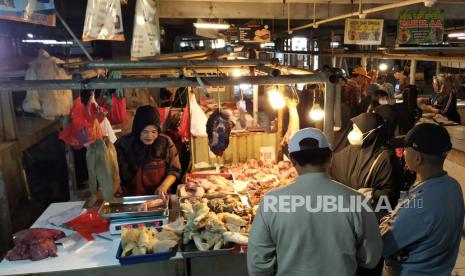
[59,98,102,149]
[63,209,109,241]
[131,0,161,59]
[189,93,208,137]
[82,0,124,42]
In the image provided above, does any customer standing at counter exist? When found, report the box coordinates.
[393,66,409,98]
[381,123,464,276]
[115,105,181,197]
[248,128,382,276]
[419,75,461,124]
[330,113,402,210]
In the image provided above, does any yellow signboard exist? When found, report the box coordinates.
[344,19,384,45]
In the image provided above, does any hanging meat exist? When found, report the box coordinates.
[5,228,65,261]
[206,109,234,156]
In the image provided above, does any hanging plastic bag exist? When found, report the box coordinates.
[131,0,161,59]
[82,0,124,42]
[59,98,95,149]
[178,106,190,141]
[189,93,208,137]
[22,50,73,120]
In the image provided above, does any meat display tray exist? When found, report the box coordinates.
[98,195,169,219]
[116,242,176,265]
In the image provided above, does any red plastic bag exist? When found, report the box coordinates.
[178,106,190,141]
[109,95,126,124]
[63,209,109,241]
[59,97,103,149]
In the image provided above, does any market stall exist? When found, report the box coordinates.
[0,59,337,275]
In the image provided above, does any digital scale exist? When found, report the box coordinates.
[109,216,169,235]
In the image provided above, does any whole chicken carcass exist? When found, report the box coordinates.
[223,231,248,245]
[206,109,234,156]
[192,199,210,225]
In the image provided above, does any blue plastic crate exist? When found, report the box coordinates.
[116,242,175,265]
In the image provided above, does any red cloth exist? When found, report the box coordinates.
[63,209,109,241]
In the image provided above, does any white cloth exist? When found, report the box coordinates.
[100,117,117,143]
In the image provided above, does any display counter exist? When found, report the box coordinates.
[0,201,248,276]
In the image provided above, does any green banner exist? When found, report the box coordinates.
[397,10,444,45]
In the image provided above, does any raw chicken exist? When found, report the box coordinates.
[206,109,234,156]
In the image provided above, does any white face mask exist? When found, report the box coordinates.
[379,98,389,105]
[347,129,364,145]
[347,126,380,146]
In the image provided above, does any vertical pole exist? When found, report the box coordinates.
[436,61,441,75]
[323,82,335,144]
[361,57,368,70]
[253,85,259,125]
[410,59,417,85]
[277,108,284,161]
[334,83,342,132]
[0,91,18,142]
[0,171,13,254]
[332,56,337,68]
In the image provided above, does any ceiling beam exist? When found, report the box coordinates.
[158,2,465,20]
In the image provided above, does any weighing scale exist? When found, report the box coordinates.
[109,215,169,235]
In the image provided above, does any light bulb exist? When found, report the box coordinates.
[232,69,242,77]
[378,63,388,71]
[268,90,286,110]
[309,103,324,121]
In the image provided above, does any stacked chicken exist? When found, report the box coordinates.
[120,218,185,257]
[179,175,234,198]
[226,159,298,205]
[181,198,249,251]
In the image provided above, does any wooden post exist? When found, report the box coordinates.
[0,170,13,254]
[410,59,417,85]
[0,91,18,142]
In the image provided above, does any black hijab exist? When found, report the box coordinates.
[374,104,398,139]
[330,113,387,190]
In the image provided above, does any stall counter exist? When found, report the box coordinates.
[0,201,183,275]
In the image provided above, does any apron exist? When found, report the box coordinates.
[132,159,167,195]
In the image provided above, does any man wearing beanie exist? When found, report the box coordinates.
[115,105,181,197]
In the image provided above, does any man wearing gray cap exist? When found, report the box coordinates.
[381,123,464,276]
[247,128,382,276]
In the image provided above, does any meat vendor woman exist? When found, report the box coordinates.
[115,105,181,197]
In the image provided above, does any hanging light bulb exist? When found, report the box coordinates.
[378,63,388,71]
[268,88,286,110]
[232,68,242,77]
[309,103,324,121]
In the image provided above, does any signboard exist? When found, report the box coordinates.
[344,19,384,45]
[397,10,445,45]
[0,0,55,26]
[239,24,270,43]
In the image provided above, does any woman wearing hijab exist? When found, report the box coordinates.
[419,75,461,124]
[330,113,402,276]
[330,113,402,209]
[115,105,181,197]
[374,104,398,139]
